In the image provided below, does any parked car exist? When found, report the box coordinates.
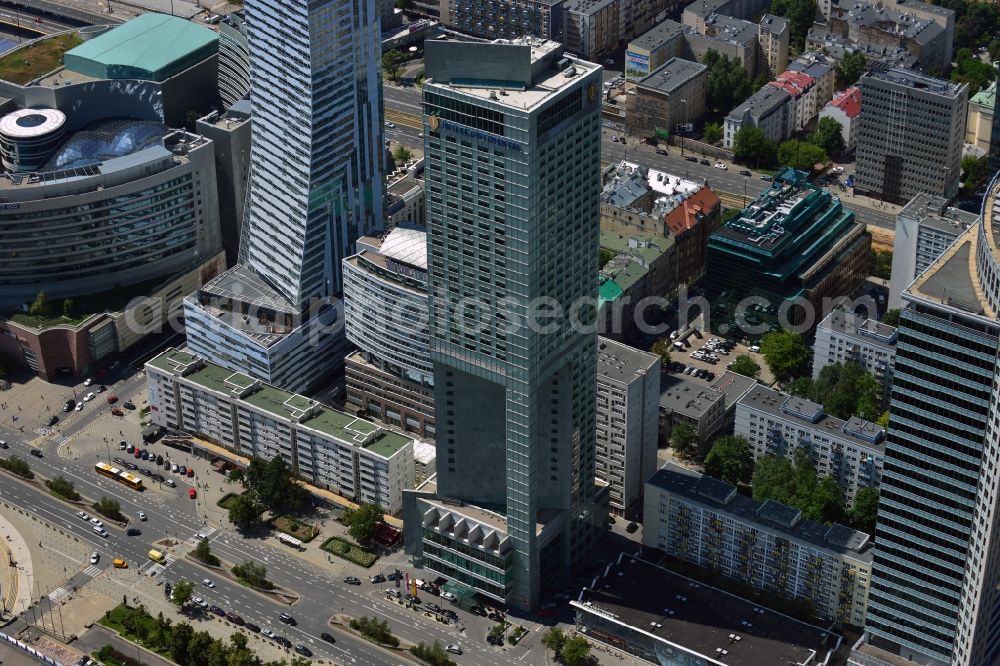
[294,645,312,657]
[186,468,195,477]
[370,574,386,583]
[748,344,761,352]
[83,392,95,402]
[96,385,106,393]
[46,415,58,427]
[405,594,421,604]
[106,395,118,404]
[188,487,197,499]
[685,156,698,162]
[209,605,226,617]
[83,378,94,386]
[63,400,76,412]
[123,401,136,410]
[626,522,639,533]
[426,603,441,613]
[700,159,710,166]
[471,606,488,616]
[442,591,457,602]
[760,175,773,181]
[713,162,727,170]
[227,613,244,625]
[245,623,261,633]
[113,457,126,465]
[124,462,137,470]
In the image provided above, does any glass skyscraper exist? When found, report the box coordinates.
[401,38,606,611]
[183,0,384,393]
[862,171,1000,666]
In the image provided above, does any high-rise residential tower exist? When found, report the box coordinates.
[402,38,606,611]
[860,172,1000,666]
[183,0,384,393]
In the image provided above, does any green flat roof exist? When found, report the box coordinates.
[599,231,673,265]
[147,348,199,373]
[242,384,315,418]
[185,364,256,396]
[64,13,217,81]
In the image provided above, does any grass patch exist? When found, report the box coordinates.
[8,275,171,330]
[99,605,172,661]
[93,645,143,666]
[217,492,241,510]
[271,515,319,542]
[8,311,89,329]
[0,455,34,480]
[0,33,82,85]
[321,536,378,568]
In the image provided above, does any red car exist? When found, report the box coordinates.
[186,468,194,478]
[111,408,124,417]
[188,487,197,499]
[106,395,118,404]
[133,449,141,458]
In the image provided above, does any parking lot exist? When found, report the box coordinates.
[665,331,774,386]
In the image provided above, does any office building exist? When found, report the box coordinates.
[197,103,252,264]
[386,169,427,229]
[861,174,1000,665]
[813,308,897,398]
[626,57,707,139]
[888,192,980,309]
[723,84,791,148]
[401,38,605,611]
[645,463,873,627]
[343,226,435,440]
[183,0,384,394]
[818,87,861,154]
[438,0,564,41]
[855,67,967,204]
[146,349,415,514]
[967,81,995,155]
[563,0,620,60]
[595,338,660,518]
[734,384,885,503]
[758,14,789,77]
[659,377,725,451]
[705,168,871,333]
[573,556,844,664]
[626,19,686,79]
[217,11,251,107]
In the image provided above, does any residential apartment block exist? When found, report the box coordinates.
[767,69,820,133]
[626,57,708,139]
[818,87,861,154]
[645,463,873,627]
[684,14,759,77]
[438,0,564,40]
[813,308,897,399]
[146,349,416,514]
[563,0,620,59]
[598,231,677,339]
[626,19,687,79]
[734,384,885,502]
[757,14,789,77]
[888,192,980,309]
[659,377,726,452]
[723,84,791,148]
[855,67,967,204]
[595,338,660,517]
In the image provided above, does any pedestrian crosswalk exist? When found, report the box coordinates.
[82,564,103,578]
[47,587,69,602]
[185,526,217,546]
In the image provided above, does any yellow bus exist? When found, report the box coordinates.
[94,462,144,491]
[148,549,165,563]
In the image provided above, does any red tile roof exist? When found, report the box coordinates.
[828,86,861,118]
[768,70,815,97]
[666,186,720,235]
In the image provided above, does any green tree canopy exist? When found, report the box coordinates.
[232,560,273,589]
[810,361,883,421]
[45,476,80,501]
[541,628,567,654]
[392,144,413,164]
[382,49,405,82]
[168,622,194,663]
[704,51,753,115]
[961,154,990,192]
[94,496,124,521]
[760,331,810,380]
[29,291,50,317]
[771,0,818,50]
[776,139,827,171]
[952,48,997,95]
[650,339,672,366]
[227,493,264,531]
[561,635,592,666]
[752,450,849,523]
[192,538,220,566]
[729,354,760,379]
[342,502,386,545]
[811,117,846,157]
[848,486,879,534]
[870,248,892,280]
[704,122,723,145]
[704,436,755,485]
[171,580,193,608]
[243,456,308,513]
[732,125,776,167]
[836,51,867,87]
[669,421,698,460]
[882,308,900,327]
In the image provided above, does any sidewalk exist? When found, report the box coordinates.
[0,512,33,619]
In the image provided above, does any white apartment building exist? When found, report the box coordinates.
[813,308,897,398]
[146,348,415,514]
[596,337,660,517]
[818,87,861,153]
[645,463,873,627]
[735,384,885,502]
[723,85,791,148]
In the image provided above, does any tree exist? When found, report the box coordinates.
[836,51,867,87]
[232,560,274,589]
[729,354,759,379]
[62,298,75,318]
[669,421,698,460]
[961,154,990,192]
[0,455,33,479]
[29,291,49,317]
[704,436,754,485]
[392,144,413,165]
[704,51,753,114]
[810,362,883,420]
[876,410,889,429]
[187,631,215,665]
[560,635,591,666]
[785,376,813,397]
[882,308,900,327]
[382,49,405,82]
[171,580,194,608]
[704,122,723,145]
[541,628,567,654]
[771,0,818,50]
[342,502,385,545]
[599,247,615,268]
[811,117,846,157]
[396,0,415,8]
[732,126,776,167]
[760,331,810,380]
[752,73,769,91]
[93,496,125,521]
[751,454,798,504]
[650,339,672,366]
[777,139,827,171]
[227,493,264,531]
[803,475,845,523]
[45,475,80,501]
[848,486,879,534]
[169,622,194,663]
[870,248,892,280]
[192,538,220,566]
[952,48,997,95]
[243,456,308,513]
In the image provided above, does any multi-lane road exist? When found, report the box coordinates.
[382,84,899,232]
[0,371,539,666]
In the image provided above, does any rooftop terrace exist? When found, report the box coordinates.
[574,556,841,666]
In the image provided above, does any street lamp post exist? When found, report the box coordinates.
[680,98,688,157]
[743,176,749,207]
